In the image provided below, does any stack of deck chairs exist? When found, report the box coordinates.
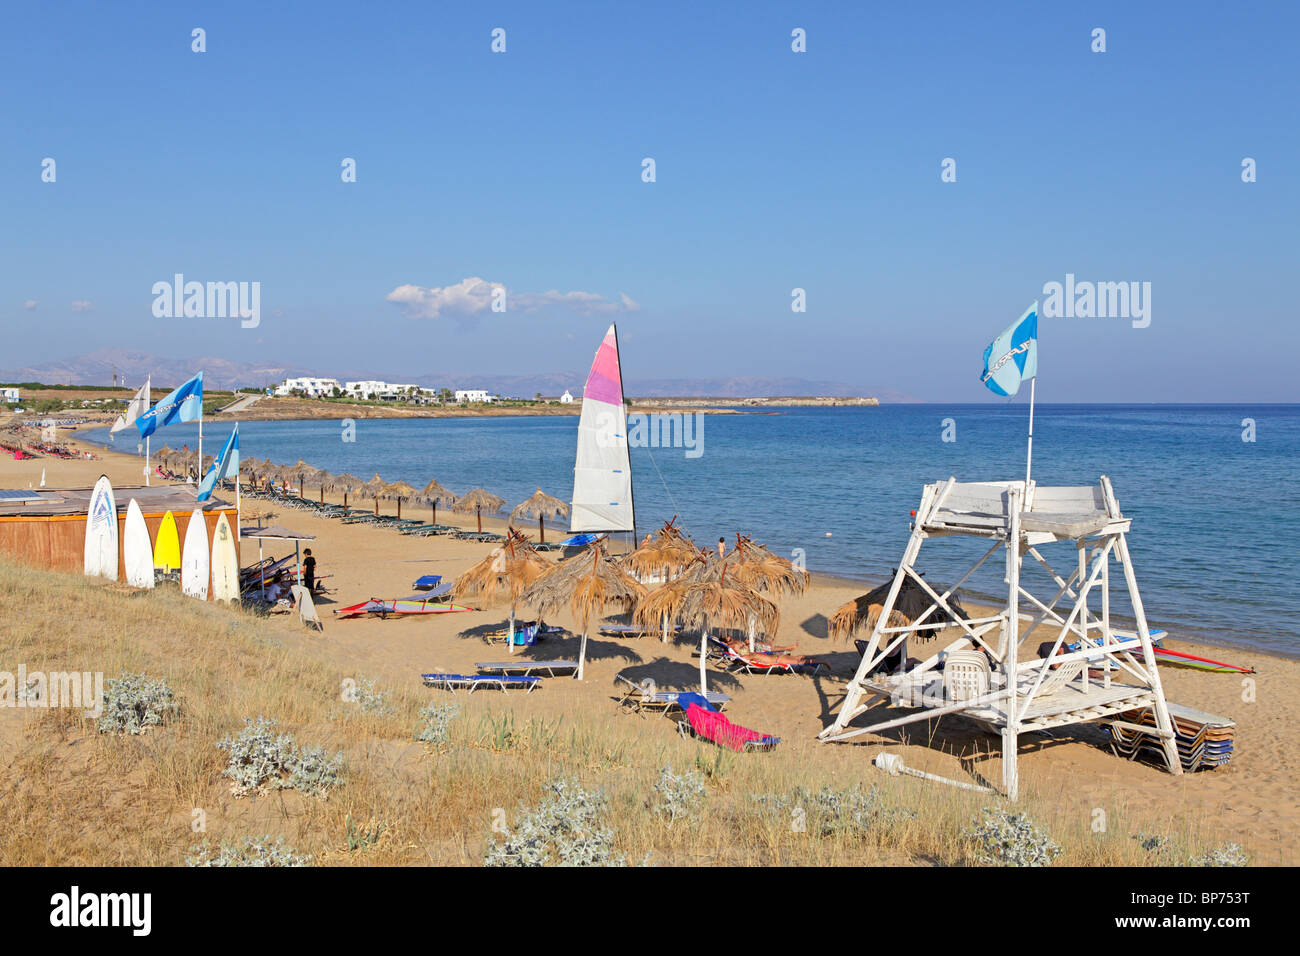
[1106,702,1235,771]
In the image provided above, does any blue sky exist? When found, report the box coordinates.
[3,1,1297,401]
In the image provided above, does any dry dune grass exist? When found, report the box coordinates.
[0,556,1229,867]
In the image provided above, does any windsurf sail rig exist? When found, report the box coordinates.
[334,597,474,618]
[1152,646,1256,674]
[570,323,635,535]
[111,378,151,433]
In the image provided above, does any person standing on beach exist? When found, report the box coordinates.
[303,548,316,592]
[717,537,727,558]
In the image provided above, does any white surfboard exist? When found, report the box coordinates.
[210,512,239,604]
[181,509,210,600]
[123,499,155,589]
[83,475,119,580]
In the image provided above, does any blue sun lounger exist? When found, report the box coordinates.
[412,574,443,590]
[421,673,541,695]
[476,659,579,678]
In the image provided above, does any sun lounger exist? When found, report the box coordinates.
[718,643,828,676]
[476,659,579,678]
[421,673,541,695]
[452,530,504,542]
[614,674,730,718]
[679,702,780,752]
[599,623,670,639]
[412,574,443,590]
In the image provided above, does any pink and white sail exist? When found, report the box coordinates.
[570,323,635,533]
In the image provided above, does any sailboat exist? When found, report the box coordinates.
[569,323,635,549]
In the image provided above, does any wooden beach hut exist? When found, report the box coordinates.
[0,483,239,601]
[819,476,1183,799]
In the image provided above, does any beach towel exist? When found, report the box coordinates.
[676,692,717,713]
[686,703,774,752]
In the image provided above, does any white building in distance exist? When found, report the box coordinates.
[2,387,20,404]
[346,381,435,402]
[454,389,497,404]
[559,390,574,404]
[274,377,340,397]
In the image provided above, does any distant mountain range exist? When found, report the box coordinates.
[0,348,917,402]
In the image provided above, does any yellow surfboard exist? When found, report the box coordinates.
[154,510,181,574]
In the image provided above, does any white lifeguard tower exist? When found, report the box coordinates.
[819,475,1183,799]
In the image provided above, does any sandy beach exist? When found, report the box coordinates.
[2,426,1295,865]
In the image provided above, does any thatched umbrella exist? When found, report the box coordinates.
[419,479,458,526]
[728,534,809,650]
[454,488,506,534]
[311,469,334,504]
[453,529,550,653]
[624,518,700,641]
[829,574,968,642]
[358,473,390,515]
[386,480,418,519]
[331,472,363,508]
[521,542,646,679]
[678,559,779,693]
[510,488,570,544]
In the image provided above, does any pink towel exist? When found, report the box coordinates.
[687,703,773,752]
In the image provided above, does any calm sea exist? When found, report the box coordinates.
[84,404,1299,655]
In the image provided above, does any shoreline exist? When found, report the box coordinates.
[32,423,1294,665]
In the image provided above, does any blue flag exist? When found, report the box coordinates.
[137,371,204,438]
[980,303,1038,397]
[197,424,239,502]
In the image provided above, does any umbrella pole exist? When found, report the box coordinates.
[259,540,265,600]
[398,499,402,519]
[296,541,302,586]
[476,507,482,534]
[509,603,516,656]
[699,631,708,695]
[749,614,756,653]
[539,515,544,544]
[578,627,588,680]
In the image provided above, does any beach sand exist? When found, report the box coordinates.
[2,427,1295,865]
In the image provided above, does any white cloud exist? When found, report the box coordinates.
[70,300,93,312]
[385,277,502,319]
[23,300,37,310]
[386,277,639,320]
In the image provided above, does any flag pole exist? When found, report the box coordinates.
[1025,376,1036,489]
[146,435,151,487]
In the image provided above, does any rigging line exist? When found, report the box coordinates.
[642,442,681,516]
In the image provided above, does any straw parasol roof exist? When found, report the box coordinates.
[330,472,364,491]
[623,517,699,583]
[454,488,506,533]
[386,480,419,518]
[454,488,505,515]
[453,529,551,650]
[329,471,364,506]
[418,478,458,525]
[520,542,647,679]
[419,479,459,505]
[677,557,779,692]
[510,488,570,544]
[729,534,809,598]
[828,574,968,642]
[358,473,391,513]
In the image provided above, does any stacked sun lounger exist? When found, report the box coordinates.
[421,673,541,695]
[1105,702,1236,771]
